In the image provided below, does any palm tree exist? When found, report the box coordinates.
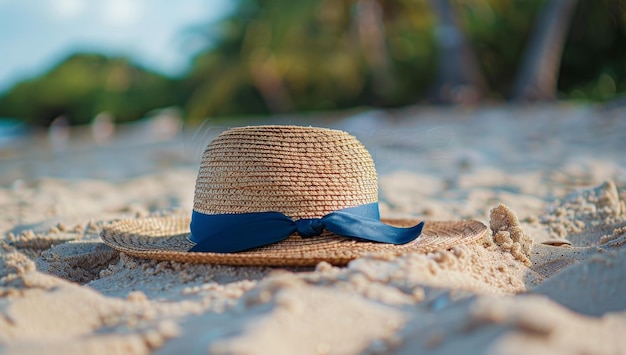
[428,0,488,105]
[511,0,579,101]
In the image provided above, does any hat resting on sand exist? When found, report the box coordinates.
[101,125,487,266]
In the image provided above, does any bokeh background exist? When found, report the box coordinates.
[0,0,624,128]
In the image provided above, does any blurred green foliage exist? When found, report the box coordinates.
[0,54,181,126]
[460,0,549,97]
[560,0,626,100]
[0,0,624,126]
[183,0,441,123]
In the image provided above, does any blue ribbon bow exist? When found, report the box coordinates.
[188,202,424,253]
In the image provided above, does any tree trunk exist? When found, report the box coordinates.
[511,0,579,101]
[355,0,394,96]
[428,0,487,105]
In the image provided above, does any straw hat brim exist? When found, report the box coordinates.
[101,216,488,266]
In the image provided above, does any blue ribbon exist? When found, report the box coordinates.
[188,202,424,253]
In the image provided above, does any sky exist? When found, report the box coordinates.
[0,0,231,94]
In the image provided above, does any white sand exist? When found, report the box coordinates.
[1,104,626,354]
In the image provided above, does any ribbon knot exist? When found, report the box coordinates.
[188,202,424,253]
[295,218,325,237]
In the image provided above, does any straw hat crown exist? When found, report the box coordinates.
[193,125,378,219]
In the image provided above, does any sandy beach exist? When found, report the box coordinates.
[1,103,626,354]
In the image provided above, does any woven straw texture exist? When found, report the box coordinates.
[101,216,488,266]
[101,125,488,266]
[193,125,378,218]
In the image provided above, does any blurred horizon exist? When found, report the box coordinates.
[1,0,625,127]
[0,0,232,94]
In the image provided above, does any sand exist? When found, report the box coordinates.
[1,103,626,354]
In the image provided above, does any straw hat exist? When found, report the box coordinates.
[101,125,487,266]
